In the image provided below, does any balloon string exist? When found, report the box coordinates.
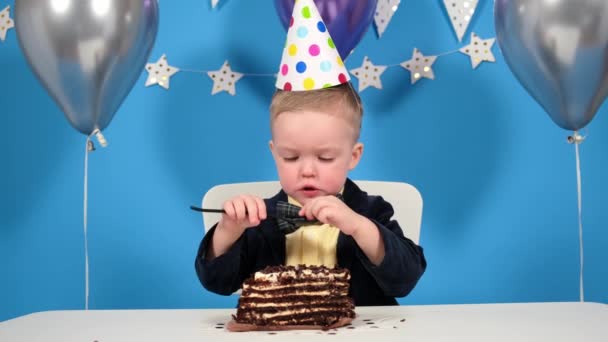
[84,136,91,310]
[574,139,584,302]
[82,129,107,310]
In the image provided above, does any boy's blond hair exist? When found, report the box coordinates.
[270,83,363,141]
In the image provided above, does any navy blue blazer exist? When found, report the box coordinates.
[195,179,426,306]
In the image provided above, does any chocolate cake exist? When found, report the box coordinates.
[230,265,355,330]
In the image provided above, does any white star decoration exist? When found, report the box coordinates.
[211,0,220,9]
[0,5,14,42]
[207,61,244,96]
[145,54,180,90]
[400,48,437,84]
[374,0,401,38]
[443,0,479,42]
[349,56,387,92]
[459,32,496,69]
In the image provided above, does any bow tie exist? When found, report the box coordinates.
[274,194,344,234]
[275,201,319,234]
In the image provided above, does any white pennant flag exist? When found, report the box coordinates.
[211,0,220,9]
[0,6,14,42]
[374,0,401,38]
[443,0,478,42]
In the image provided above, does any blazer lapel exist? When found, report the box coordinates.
[337,179,367,268]
[260,191,288,264]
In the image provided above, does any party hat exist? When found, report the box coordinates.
[275,0,350,91]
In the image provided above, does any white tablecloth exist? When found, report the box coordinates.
[1,302,607,341]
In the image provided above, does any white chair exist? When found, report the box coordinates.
[201,180,422,244]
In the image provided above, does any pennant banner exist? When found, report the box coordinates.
[443,0,479,42]
[374,0,401,38]
[0,5,14,42]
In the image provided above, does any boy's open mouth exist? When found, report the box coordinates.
[300,186,320,196]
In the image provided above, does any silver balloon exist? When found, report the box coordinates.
[15,0,159,135]
[495,0,608,131]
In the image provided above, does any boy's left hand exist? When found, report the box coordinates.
[298,196,366,236]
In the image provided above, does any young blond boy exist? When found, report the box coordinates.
[195,83,426,305]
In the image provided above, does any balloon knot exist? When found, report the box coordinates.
[89,129,108,148]
[567,132,585,144]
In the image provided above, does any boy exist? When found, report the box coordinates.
[195,83,426,305]
[195,0,425,306]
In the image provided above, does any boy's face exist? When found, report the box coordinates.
[269,109,363,206]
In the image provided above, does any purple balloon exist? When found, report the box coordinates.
[274,0,378,60]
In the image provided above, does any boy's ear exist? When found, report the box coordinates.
[269,140,276,157]
[349,142,364,170]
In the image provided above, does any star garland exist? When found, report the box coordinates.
[346,32,495,92]
[459,33,496,69]
[145,55,180,90]
[143,32,495,94]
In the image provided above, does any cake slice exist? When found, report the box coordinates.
[228,265,355,331]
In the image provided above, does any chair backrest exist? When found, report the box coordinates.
[201,180,422,244]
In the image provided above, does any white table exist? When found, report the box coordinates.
[1,302,606,341]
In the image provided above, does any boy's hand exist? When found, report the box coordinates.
[218,195,267,235]
[298,195,385,265]
[299,195,367,236]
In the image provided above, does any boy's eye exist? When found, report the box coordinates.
[284,156,299,162]
[318,156,334,162]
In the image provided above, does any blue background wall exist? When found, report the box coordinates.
[1,0,607,322]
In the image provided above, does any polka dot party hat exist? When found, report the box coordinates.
[275,0,350,91]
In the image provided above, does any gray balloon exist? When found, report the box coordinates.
[495,0,608,131]
[15,0,159,135]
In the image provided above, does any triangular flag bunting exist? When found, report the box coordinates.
[442,0,478,42]
[374,0,401,38]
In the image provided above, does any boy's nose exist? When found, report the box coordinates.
[300,160,316,177]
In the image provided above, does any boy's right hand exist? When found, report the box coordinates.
[217,195,267,235]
